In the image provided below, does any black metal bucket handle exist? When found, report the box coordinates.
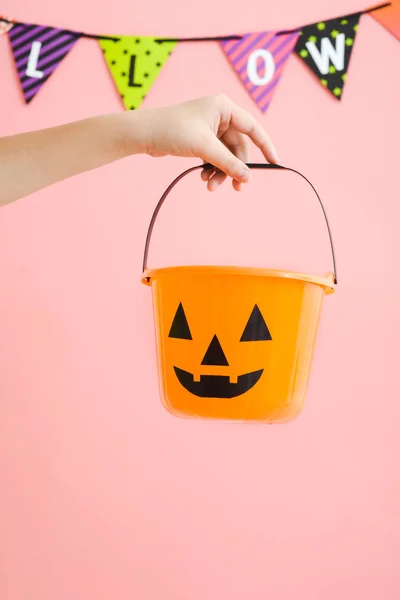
[142,163,337,285]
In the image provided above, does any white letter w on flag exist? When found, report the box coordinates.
[305,33,345,75]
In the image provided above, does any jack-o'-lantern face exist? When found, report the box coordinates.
[169,302,272,398]
[151,269,325,421]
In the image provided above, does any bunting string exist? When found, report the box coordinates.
[0,2,397,111]
[277,1,391,34]
[0,16,242,43]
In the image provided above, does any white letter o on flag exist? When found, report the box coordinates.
[247,49,275,86]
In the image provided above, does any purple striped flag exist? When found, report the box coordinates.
[8,23,80,103]
[220,31,299,113]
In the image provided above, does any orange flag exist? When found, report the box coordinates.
[370,0,400,40]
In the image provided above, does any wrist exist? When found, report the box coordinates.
[107,110,150,157]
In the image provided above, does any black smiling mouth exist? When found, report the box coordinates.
[173,367,263,399]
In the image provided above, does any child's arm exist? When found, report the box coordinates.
[0,94,278,208]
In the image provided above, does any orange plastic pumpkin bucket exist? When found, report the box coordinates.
[142,164,336,423]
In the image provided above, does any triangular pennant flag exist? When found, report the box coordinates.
[370,0,400,41]
[220,31,299,113]
[99,36,176,110]
[0,16,13,36]
[294,13,362,100]
[8,23,80,103]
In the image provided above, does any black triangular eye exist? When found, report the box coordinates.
[169,303,192,340]
[240,305,272,342]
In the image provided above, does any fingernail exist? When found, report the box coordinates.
[239,168,250,183]
[209,179,219,191]
[271,149,280,164]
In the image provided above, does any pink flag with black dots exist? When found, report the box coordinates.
[220,31,299,113]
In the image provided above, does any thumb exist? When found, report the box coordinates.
[200,134,251,183]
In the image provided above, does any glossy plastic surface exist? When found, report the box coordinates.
[143,266,335,423]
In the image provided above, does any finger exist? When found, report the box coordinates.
[201,167,215,182]
[208,170,227,191]
[199,132,250,183]
[205,130,249,191]
[222,128,249,163]
[229,104,279,164]
[200,158,215,182]
[221,128,249,192]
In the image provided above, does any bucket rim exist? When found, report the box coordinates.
[142,266,336,294]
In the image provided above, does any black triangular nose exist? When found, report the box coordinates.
[201,335,229,366]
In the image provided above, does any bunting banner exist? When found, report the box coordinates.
[99,36,176,111]
[294,13,362,100]
[220,31,299,113]
[0,3,397,112]
[0,16,13,35]
[8,24,80,103]
[370,0,400,39]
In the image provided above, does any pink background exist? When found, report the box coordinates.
[1,1,399,598]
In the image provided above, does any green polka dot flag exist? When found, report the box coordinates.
[99,36,177,110]
[294,13,361,100]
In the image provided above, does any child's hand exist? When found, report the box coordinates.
[132,94,279,191]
